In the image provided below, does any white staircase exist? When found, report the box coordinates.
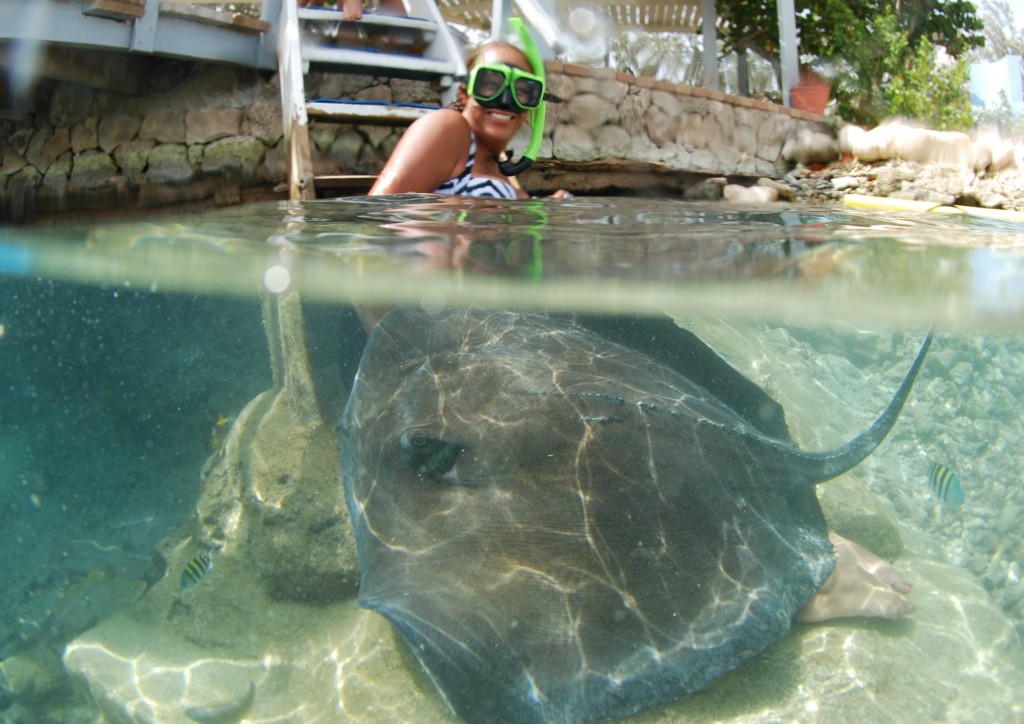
[278,0,466,199]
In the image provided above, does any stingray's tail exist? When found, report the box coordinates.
[783,331,932,489]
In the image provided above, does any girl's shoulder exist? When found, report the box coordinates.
[416,107,470,133]
[402,108,471,154]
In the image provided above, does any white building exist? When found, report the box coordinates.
[970,55,1024,114]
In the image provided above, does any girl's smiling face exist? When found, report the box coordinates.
[461,44,532,156]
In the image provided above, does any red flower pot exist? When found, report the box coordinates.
[792,70,830,114]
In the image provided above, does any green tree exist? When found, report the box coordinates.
[884,36,974,130]
[606,32,782,95]
[974,90,1024,138]
[607,32,704,84]
[716,0,984,63]
[973,0,1024,61]
[715,0,984,126]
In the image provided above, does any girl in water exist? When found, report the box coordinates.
[370,29,569,199]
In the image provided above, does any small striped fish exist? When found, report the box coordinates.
[928,462,964,506]
[180,551,213,591]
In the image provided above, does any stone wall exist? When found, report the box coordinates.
[543,63,823,177]
[0,56,441,221]
[0,51,830,221]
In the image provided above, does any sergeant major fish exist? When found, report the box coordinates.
[180,551,213,591]
[928,461,964,506]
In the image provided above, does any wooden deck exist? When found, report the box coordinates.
[159,2,271,32]
[0,0,717,74]
[0,0,282,71]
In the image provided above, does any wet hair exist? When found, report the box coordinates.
[447,41,530,111]
[465,41,525,72]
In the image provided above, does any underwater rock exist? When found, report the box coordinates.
[62,498,1024,722]
[64,594,452,723]
[193,292,358,603]
[817,476,904,561]
[0,649,66,705]
[61,317,1024,723]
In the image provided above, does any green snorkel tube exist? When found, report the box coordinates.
[498,17,546,177]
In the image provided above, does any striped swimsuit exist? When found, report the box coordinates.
[433,134,518,199]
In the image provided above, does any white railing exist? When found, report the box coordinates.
[277,0,315,200]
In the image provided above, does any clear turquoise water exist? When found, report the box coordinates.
[5,195,1023,327]
[1,195,1022,720]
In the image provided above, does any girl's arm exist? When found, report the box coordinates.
[369,109,470,195]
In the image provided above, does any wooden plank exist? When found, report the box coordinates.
[298,7,438,30]
[306,100,437,124]
[299,8,433,53]
[159,1,270,31]
[82,0,146,20]
[435,0,490,21]
[314,174,377,191]
[303,45,456,75]
[278,0,316,200]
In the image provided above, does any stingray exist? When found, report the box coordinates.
[338,307,930,723]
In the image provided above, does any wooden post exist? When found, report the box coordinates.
[777,0,799,108]
[278,0,315,200]
[701,0,717,90]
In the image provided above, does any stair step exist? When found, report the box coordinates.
[82,0,145,20]
[298,7,439,32]
[314,174,378,192]
[280,0,465,200]
[302,45,458,76]
[161,1,270,32]
[306,98,440,123]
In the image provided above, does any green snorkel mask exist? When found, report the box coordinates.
[467,64,545,112]
[495,17,546,177]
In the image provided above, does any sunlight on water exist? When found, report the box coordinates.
[1,195,1023,721]
[3,195,1023,330]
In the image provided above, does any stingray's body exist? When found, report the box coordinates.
[338,307,929,723]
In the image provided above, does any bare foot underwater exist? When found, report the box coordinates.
[797,532,914,623]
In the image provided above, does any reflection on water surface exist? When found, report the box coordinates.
[4,194,1023,327]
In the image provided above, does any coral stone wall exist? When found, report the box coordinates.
[542,63,827,176]
[0,58,440,221]
[0,53,829,221]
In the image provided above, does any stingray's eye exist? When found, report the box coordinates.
[400,430,465,480]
